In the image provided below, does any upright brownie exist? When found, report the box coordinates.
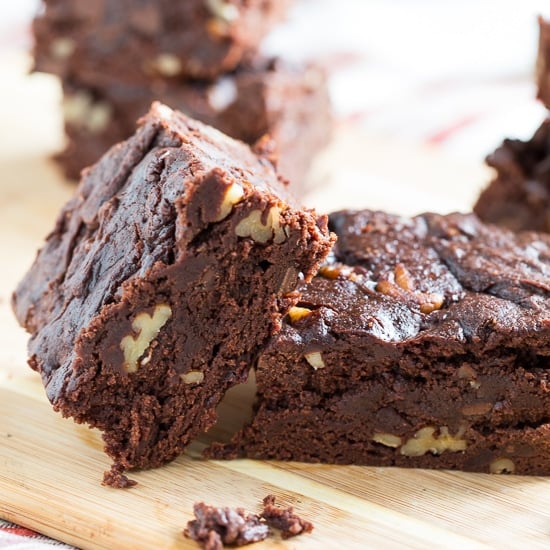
[56,59,332,187]
[474,119,550,233]
[209,209,550,475]
[33,0,290,82]
[12,103,333,485]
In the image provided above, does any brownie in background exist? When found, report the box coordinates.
[32,0,332,193]
[475,16,550,232]
[57,58,332,186]
[474,119,550,232]
[33,0,291,82]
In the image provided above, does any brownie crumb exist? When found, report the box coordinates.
[184,502,269,549]
[261,495,314,539]
[102,465,137,488]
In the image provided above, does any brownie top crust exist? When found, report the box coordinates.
[299,210,550,349]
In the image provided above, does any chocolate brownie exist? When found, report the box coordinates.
[12,103,334,485]
[33,0,290,82]
[474,119,550,233]
[536,16,550,109]
[184,502,269,549]
[208,210,550,475]
[55,59,332,188]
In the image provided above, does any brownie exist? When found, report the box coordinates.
[12,103,334,484]
[55,59,332,188]
[184,502,269,549]
[473,119,550,233]
[208,209,550,475]
[537,16,550,109]
[33,0,290,82]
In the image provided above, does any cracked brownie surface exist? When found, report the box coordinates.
[209,209,550,475]
[12,103,333,485]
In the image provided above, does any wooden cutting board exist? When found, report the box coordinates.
[1,52,550,550]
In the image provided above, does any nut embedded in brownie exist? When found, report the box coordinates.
[12,103,334,485]
[208,209,550,475]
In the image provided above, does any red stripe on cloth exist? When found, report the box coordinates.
[0,524,41,537]
[425,113,480,145]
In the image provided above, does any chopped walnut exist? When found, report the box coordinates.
[120,304,172,373]
[288,306,313,323]
[400,426,467,457]
[376,264,444,314]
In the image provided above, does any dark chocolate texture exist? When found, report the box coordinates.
[474,119,550,233]
[33,0,290,82]
[56,59,332,188]
[12,103,334,483]
[208,209,550,475]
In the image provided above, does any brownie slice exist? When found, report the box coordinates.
[33,0,290,82]
[55,59,332,188]
[209,210,550,475]
[12,103,333,484]
[473,119,550,233]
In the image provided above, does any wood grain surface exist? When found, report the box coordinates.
[1,53,549,550]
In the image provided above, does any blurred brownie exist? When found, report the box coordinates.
[56,59,332,189]
[536,15,550,109]
[12,104,334,485]
[474,119,550,232]
[209,209,550,475]
[33,0,290,82]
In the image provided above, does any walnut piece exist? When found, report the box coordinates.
[376,264,444,314]
[50,37,75,59]
[213,182,244,222]
[181,371,205,385]
[152,53,182,77]
[120,304,172,373]
[63,92,112,133]
[400,426,467,457]
[372,432,402,448]
[490,458,515,474]
[235,207,286,244]
[288,306,312,323]
[205,0,239,22]
[304,351,325,370]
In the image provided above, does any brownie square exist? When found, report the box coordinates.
[12,103,334,484]
[56,59,332,190]
[33,0,291,82]
[209,209,550,475]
